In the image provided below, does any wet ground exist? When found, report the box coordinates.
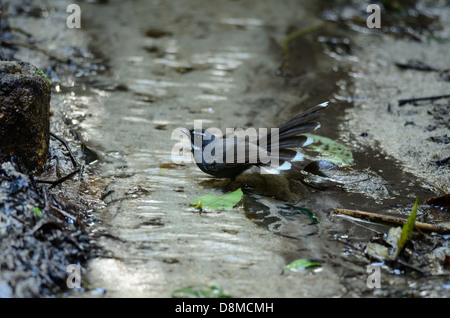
[1,0,449,297]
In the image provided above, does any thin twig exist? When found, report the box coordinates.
[0,39,67,64]
[49,132,79,168]
[36,167,80,188]
[41,184,50,211]
[11,214,25,224]
[332,208,450,234]
[398,94,450,106]
[7,26,33,38]
[51,205,77,221]
[36,133,84,187]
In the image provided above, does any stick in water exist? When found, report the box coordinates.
[332,208,450,234]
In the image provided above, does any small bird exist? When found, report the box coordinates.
[183,101,328,180]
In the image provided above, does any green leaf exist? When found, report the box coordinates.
[33,207,43,217]
[190,188,243,211]
[171,285,231,298]
[294,207,318,224]
[397,197,419,257]
[303,133,354,166]
[365,198,420,260]
[285,259,321,271]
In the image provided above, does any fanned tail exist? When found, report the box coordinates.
[259,101,328,172]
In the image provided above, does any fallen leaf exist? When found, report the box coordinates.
[285,259,321,271]
[426,193,450,211]
[190,188,243,211]
[293,207,319,224]
[303,133,354,166]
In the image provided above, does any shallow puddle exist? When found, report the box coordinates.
[46,0,449,297]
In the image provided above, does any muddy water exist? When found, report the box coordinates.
[67,1,449,297]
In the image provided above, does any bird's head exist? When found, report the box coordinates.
[181,128,218,152]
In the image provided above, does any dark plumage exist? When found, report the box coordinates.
[184,101,328,179]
